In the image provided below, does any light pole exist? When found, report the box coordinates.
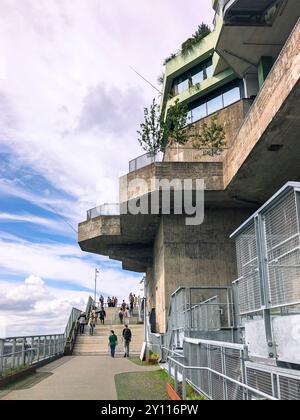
[94,268,100,309]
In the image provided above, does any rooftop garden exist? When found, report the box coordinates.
[163,23,212,66]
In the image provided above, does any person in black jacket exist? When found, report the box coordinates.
[78,312,87,335]
[122,324,132,358]
[98,308,106,325]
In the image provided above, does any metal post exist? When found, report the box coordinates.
[182,369,187,400]
[256,214,277,360]
[37,337,40,362]
[174,363,179,393]
[0,339,4,377]
[43,336,46,360]
[12,339,16,369]
[221,346,228,400]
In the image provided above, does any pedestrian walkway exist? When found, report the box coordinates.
[1,356,157,400]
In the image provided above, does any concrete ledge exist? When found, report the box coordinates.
[0,366,36,387]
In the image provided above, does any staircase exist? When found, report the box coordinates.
[73,307,144,356]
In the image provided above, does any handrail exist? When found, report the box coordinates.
[167,356,277,400]
[128,146,229,173]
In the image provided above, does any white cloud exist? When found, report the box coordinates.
[0,233,142,299]
[0,277,88,337]
[0,212,72,235]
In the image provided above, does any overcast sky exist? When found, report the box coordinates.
[0,0,214,337]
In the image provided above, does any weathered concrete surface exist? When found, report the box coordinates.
[148,210,252,332]
[0,357,157,401]
[224,20,300,202]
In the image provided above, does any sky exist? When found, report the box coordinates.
[0,0,214,337]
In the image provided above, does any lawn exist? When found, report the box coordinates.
[115,369,170,400]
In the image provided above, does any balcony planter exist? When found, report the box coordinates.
[166,383,182,401]
[0,366,36,387]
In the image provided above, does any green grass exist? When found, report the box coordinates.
[115,370,170,401]
[128,357,150,367]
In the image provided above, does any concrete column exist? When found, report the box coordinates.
[149,208,253,333]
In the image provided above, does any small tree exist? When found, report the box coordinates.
[137,98,190,153]
[164,99,191,147]
[137,99,164,154]
[192,116,226,156]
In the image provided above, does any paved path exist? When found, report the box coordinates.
[1,356,157,400]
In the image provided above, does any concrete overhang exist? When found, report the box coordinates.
[224,18,300,203]
[216,1,300,77]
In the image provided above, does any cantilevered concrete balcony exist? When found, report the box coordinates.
[215,0,300,77]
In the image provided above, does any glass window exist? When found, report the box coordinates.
[205,65,213,79]
[207,95,223,115]
[191,103,207,122]
[192,70,204,85]
[187,111,193,125]
[223,87,241,107]
[177,79,189,94]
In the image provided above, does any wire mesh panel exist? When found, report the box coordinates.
[191,297,222,331]
[246,368,274,399]
[199,344,210,397]
[235,223,261,314]
[264,191,300,308]
[224,348,245,400]
[278,375,300,400]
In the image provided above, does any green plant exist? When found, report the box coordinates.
[137,98,190,153]
[164,99,190,147]
[137,99,165,154]
[163,53,177,66]
[157,73,165,86]
[192,116,226,155]
[186,383,206,400]
[181,23,211,56]
[4,364,29,377]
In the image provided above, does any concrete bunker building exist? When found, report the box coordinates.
[79,0,300,400]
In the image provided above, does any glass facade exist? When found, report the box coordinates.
[187,81,242,124]
[172,58,213,96]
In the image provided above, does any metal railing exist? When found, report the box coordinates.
[165,287,234,349]
[0,335,65,378]
[233,185,300,318]
[167,355,277,401]
[128,147,228,173]
[87,203,120,220]
[0,298,91,378]
[167,338,300,400]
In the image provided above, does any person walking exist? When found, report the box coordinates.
[118,308,124,324]
[88,315,95,336]
[99,307,106,325]
[78,312,87,335]
[108,330,118,358]
[121,300,126,311]
[123,307,130,325]
[99,295,104,309]
[122,325,132,358]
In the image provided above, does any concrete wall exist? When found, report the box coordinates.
[224,19,300,188]
[148,208,252,333]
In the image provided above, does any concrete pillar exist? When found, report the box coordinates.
[149,208,252,333]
